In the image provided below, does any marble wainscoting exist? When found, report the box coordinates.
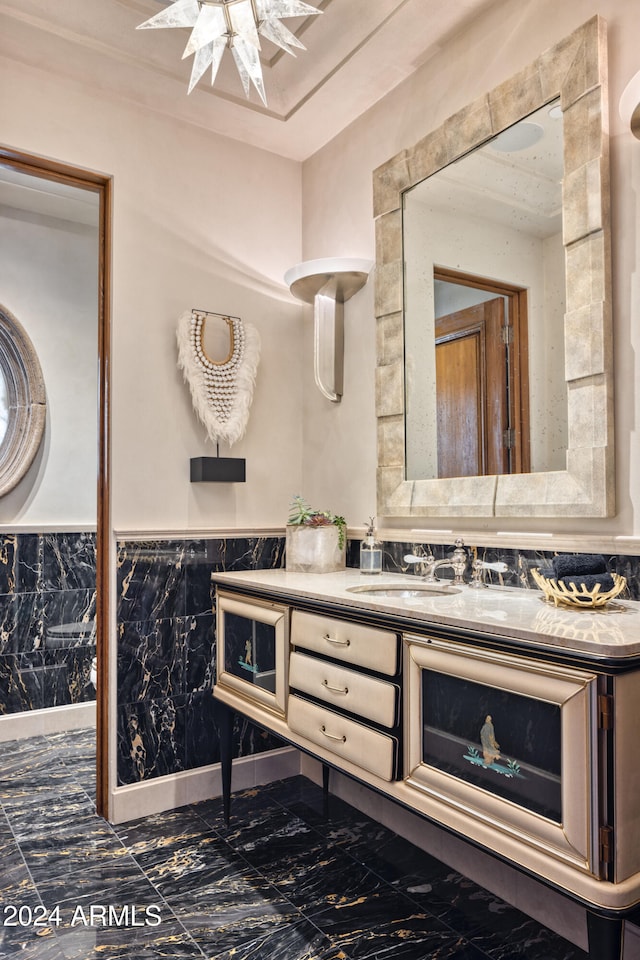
[345,540,640,601]
[0,532,96,718]
[116,536,285,788]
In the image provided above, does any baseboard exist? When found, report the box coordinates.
[0,701,96,742]
[109,746,301,824]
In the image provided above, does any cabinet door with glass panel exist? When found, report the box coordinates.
[216,591,289,718]
[404,634,600,875]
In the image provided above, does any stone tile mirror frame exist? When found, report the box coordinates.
[373,16,613,518]
[0,304,46,496]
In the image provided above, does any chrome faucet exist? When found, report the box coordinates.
[449,538,468,584]
[404,538,469,584]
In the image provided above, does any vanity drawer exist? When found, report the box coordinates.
[289,651,398,728]
[288,694,397,781]
[291,610,398,676]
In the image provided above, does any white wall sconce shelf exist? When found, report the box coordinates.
[285,258,373,402]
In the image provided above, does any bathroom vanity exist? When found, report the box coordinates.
[212,568,640,960]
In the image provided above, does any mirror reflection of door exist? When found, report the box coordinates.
[434,268,530,478]
[0,150,110,817]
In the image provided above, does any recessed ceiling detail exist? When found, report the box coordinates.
[0,0,501,160]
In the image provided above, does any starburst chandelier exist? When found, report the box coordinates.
[137,0,322,105]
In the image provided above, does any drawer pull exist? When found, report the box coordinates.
[324,633,350,646]
[322,679,349,695]
[320,724,346,743]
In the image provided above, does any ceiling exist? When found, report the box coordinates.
[410,101,564,239]
[1,0,500,161]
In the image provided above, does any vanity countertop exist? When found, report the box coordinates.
[212,568,640,662]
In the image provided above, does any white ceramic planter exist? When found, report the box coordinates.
[285,524,346,573]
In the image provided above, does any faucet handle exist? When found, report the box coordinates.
[469,557,509,588]
[478,561,509,573]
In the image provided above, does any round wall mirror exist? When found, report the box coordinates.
[0,304,46,496]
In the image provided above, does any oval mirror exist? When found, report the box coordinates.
[0,304,46,496]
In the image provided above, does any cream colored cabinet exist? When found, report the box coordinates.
[213,581,640,960]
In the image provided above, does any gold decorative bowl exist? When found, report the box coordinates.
[531,568,627,608]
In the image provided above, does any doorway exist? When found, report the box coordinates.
[434,267,530,478]
[0,146,111,818]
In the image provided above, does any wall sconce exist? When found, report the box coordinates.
[285,258,373,402]
[619,70,640,140]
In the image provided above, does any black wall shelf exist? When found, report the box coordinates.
[190,457,246,483]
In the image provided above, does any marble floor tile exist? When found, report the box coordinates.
[114,807,212,856]
[36,857,161,916]
[0,731,589,960]
[0,926,65,960]
[206,914,345,960]
[54,921,202,960]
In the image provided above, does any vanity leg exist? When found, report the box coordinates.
[218,703,234,825]
[587,911,624,960]
[322,763,330,820]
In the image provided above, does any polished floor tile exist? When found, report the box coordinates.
[0,729,588,959]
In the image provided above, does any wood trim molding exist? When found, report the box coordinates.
[0,145,112,818]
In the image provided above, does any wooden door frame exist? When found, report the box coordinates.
[434,266,531,474]
[0,146,112,818]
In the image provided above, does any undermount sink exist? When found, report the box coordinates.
[347,583,460,599]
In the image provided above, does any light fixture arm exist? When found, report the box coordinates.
[285,258,373,403]
[313,278,343,402]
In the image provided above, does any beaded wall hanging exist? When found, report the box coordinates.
[176,309,260,447]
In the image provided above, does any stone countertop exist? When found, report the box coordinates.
[212,568,640,662]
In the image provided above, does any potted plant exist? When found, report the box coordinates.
[286,496,347,573]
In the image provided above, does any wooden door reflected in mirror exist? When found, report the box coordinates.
[433,268,530,479]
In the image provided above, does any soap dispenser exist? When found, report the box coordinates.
[360,517,382,575]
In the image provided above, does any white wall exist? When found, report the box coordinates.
[301,0,640,538]
[0,57,305,532]
[0,202,98,525]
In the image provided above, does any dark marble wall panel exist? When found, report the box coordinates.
[42,587,96,639]
[0,532,96,717]
[184,613,215,691]
[116,536,285,787]
[0,533,39,596]
[117,697,185,783]
[44,646,95,705]
[349,539,640,601]
[0,651,43,713]
[117,539,188,623]
[42,531,97,591]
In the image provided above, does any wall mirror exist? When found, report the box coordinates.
[373,16,613,518]
[0,303,46,496]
